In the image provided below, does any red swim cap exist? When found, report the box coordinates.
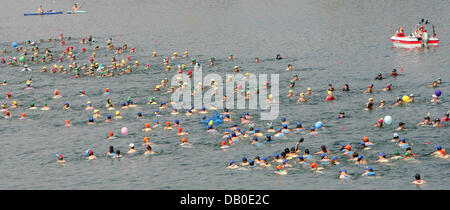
[145,123,150,128]
[178,127,182,132]
[277,165,282,170]
[166,121,171,126]
[363,136,369,142]
[312,162,317,168]
[109,131,114,136]
[182,137,187,143]
[221,141,226,146]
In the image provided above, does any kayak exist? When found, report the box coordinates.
[24,11,63,16]
[66,10,88,14]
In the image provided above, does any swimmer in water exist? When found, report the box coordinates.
[56,154,65,163]
[375,73,385,80]
[339,169,351,179]
[176,127,189,136]
[41,104,50,110]
[164,121,173,130]
[142,123,152,132]
[391,151,402,160]
[430,94,441,104]
[19,113,27,120]
[418,115,432,125]
[306,88,312,95]
[53,89,62,99]
[180,137,192,147]
[325,91,336,101]
[113,150,122,159]
[29,102,37,110]
[396,122,406,130]
[311,162,324,171]
[106,146,115,157]
[127,143,137,154]
[220,140,230,149]
[115,111,122,119]
[331,156,340,165]
[309,127,319,135]
[376,153,389,163]
[432,146,449,158]
[88,117,94,125]
[362,136,374,146]
[343,84,350,91]
[398,138,408,148]
[433,118,444,127]
[320,153,331,162]
[441,112,449,122]
[275,165,287,175]
[144,145,156,156]
[354,155,368,165]
[361,166,376,176]
[86,150,96,160]
[227,161,239,169]
[64,120,72,127]
[107,131,117,140]
[240,157,249,166]
[390,69,398,77]
[412,174,426,185]
[298,156,307,164]
[297,93,307,102]
[374,118,384,127]
[364,84,373,93]
[259,157,271,167]
[316,145,330,154]
[63,102,70,110]
[294,122,304,131]
[365,98,374,110]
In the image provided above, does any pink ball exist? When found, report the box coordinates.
[121,127,128,136]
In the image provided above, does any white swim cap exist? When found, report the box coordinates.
[129,143,135,147]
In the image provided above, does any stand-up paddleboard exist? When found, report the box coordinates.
[66,10,88,14]
[24,11,63,16]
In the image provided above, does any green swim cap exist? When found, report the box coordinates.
[3,80,7,83]
[30,102,35,106]
[405,152,410,156]
[394,151,400,155]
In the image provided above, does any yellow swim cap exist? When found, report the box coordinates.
[245,72,249,76]
[156,85,160,88]
[327,91,332,95]
[181,64,186,67]
[167,65,171,68]
[13,101,17,105]
[43,66,46,69]
[234,66,238,68]
[300,92,305,95]
[116,111,120,115]
[307,88,311,90]
[369,98,373,101]
[173,52,177,55]
[289,90,293,93]
[94,109,99,113]
[69,65,72,68]
[269,94,272,99]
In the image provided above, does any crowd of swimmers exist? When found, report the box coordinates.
[1,32,447,187]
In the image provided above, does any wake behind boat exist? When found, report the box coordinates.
[391,19,439,48]
[67,10,88,14]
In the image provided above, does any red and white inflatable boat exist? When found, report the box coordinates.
[391,22,439,48]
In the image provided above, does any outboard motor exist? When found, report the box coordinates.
[422,31,429,47]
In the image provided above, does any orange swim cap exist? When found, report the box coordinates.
[145,123,150,128]
[441,149,446,155]
[177,127,182,132]
[54,89,59,95]
[311,162,317,168]
[6,111,10,115]
[65,120,69,124]
[221,141,226,146]
[105,88,109,92]
[363,136,369,142]
[21,113,26,117]
[109,131,113,136]
[166,121,171,126]
[182,137,187,143]
[277,165,283,170]
[144,136,150,141]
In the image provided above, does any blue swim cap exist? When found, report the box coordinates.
[249,160,254,164]
[281,117,286,121]
[437,146,442,150]
[162,102,166,105]
[224,129,230,132]
[261,156,267,161]
[321,153,327,157]
[277,128,282,132]
[242,157,247,161]
[137,112,142,115]
[155,109,159,112]
[201,106,205,110]
[283,124,287,128]
[229,160,236,165]
[208,125,213,129]
[400,138,406,142]
[358,155,364,159]
[253,137,258,141]
[366,166,372,170]
[174,119,179,124]
[64,102,69,106]
[332,156,338,160]
[233,123,237,127]
[244,112,249,115]
[380,153,385,157]
[226,135,231,139]
[122,102,126,105]
[296,122,301,126]
[107,115,112,119]
[282,160,287,164]
[298,156,304,160]
[89,117,93,121]
[241,130,245,133]
[267,134,271,138]
[340,143,346,147]
[310,126,315,131]
[340,169,347,173]
[154,119,158,122]
[202,116,206,120]
[236,127,240,131]
[255,128,260,132]
[274,153,279,157]
[360,141,365,145]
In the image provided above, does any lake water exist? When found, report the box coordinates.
[0,0,448,189]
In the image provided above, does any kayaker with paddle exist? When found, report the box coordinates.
[37,5,44,14]
[72,3,80,11]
